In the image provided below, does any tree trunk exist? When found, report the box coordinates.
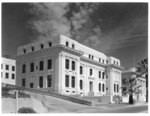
[129,94,134,104]
[146,74,148,102]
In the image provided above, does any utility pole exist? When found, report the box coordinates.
[15,90,18,113]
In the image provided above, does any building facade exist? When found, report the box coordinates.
[1,57,16,85]
[122,67,146,102]
[16,35,123,102]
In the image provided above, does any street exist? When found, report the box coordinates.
[76,104,148,113]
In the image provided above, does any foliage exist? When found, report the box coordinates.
[122,76,142,104]
[18,107,36,113]
[136,58,148,102]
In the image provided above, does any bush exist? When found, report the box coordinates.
[18,107,36,113]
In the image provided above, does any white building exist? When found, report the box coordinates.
[16,35,123,103]
[1,57,16,85]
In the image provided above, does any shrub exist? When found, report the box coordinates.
[18,107,36,113]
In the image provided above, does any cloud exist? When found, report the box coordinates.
[28,3,71,41]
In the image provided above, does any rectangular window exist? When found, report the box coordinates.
[114,84,116,92]
[102,72,105,79]
[72,61,75,70]
[47,59,52,69]
[90,69,93,76]
[72,44,75,49]
[39,76,43,88]
[12,74,15,79]
[89,55,91,59]
[22,78,26,87]
[22,64,26,73]
[80,66,83,74]
[40,44,44,49]
[65,75,69,87]
[117,84,119,93]
[23,49,26,54]
[47,75,52,87]
[12,66,15,71]
[6,65,9,70]
[99,83,101,92]
[99,58,101,62]
[48,42,52,47]
[30,63,34,72]
[99,71,101,78]
[5,73,9,79]
[80,80,83,90]
[30,83,34,88]
[39,61,44,71]
[65,59,69,69]
[66,41,69,47]
[71,76,75,88]
[31,46,34,51]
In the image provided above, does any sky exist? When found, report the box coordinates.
[2,3,148,68]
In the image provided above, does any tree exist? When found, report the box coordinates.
[122,76,141,104]
[136,58,148,102]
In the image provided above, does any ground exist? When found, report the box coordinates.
[2,90,148,113]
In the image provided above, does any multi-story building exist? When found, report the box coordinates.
[1,57,16,85]
[122,67,146,102]
[16,35,123,102]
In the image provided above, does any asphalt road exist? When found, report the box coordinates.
[76,104,148,113]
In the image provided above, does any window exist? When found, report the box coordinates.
[5,73,9,79]
[71,76,75,88]
[72,61,75,70]
[114,61,115,64]
[114,84,116,92]
[103,60,105,64]
[39,61,44,71]
[30,63,34,72]
[1,64,3,69]
[102,84,105,92]
[12,66,15,71]
[80,80,83,90]
[72,44,75,49]
[6,65,9,70]
[40,44,44,49]
[90,68,93,76]
[99,58,101,62]
[80,66,83,74]
[106,60,108,64]
[47,75,52,87]
[47,59,52,69]
[91,56,94,60]
[31,46,34,51]
[89,55,91,59]
[66,41,69,47]
[99,71,101,78]
[22,78,26,87]
[39,76,43,88]
[12,74,15,79]
[65,75,69,87]
[99,83,101,92]
[102,72,105,79]
[23,49,26,54]
[117,84,119,93]
[48,42,52,47]
[30,83,34,88]
[22,64,26,73]
[65,59,69,69]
